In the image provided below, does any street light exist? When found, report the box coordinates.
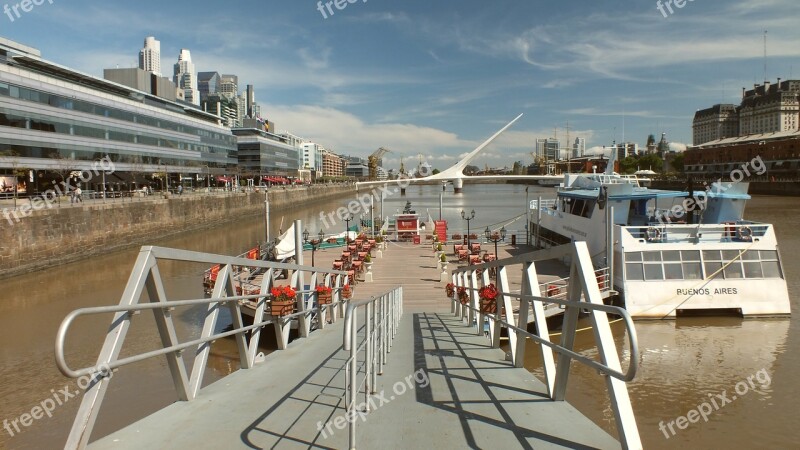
[484,226,507,261]
[203,164,211,194]
[461,209,475,246]
[344,213,353,243]
[95,157,107,203]
[303,229,325,266]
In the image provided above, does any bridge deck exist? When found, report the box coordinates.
[89,241,617,449]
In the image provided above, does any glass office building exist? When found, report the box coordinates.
[0,37,237,193]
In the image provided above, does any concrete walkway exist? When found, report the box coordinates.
[91,310,618,449]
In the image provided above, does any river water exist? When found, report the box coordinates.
[0,184,796,449]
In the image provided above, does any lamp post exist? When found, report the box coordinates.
[485,226,506,259]
[344,213,353,243]
[303,229,325,266]
[461,209,475,247]
[95,158,107,203]
[203,164,210,194]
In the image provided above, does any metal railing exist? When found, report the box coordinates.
[343,286,403,450]
[450,242,642,450]
[54,246,349,450]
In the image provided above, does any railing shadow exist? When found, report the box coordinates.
[411,312,599,450]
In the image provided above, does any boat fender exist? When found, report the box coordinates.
[646,227,661,241]
[737,226,753,241]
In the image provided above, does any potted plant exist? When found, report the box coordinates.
[364,253,373,272]
[316,285,333,305]
[457,287,469,305]
[445,283,455,298]
[342,284,353,299]
[270,285,296,317]
[440,253,448,271]
[452,233,462,240]
[478,283,499,314]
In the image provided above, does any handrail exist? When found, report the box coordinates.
[55,245,350,450]
[342,286,403,450]
[450,241,642,449]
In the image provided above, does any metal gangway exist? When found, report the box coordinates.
[54,245,356,449]
[451,242,641,449]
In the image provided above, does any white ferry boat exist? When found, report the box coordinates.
[530,170,791,319]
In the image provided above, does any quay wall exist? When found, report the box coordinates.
[0,185,356,279]
[650,180,800,196]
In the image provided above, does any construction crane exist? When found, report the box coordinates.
[369,147,390,181]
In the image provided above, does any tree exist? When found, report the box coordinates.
[670,152,685,173]
[431,168,440,175]
[637,153,664,172]
[619,156,639,174]
[464,165,479,175]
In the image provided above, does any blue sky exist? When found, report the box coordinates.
[2,0,799,169]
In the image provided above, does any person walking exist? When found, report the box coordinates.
[177,185,183,196]
[74,186,82,203]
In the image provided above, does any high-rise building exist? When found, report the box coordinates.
[246,84,255,118]
[535,138,560,161]
[173,49,199,105]
[104,67,178,102]
[138,36,161,77]
[197,71,221,102]
[572,137,585,158]
[220,74,238,98]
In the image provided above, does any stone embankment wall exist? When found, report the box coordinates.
[0,185,356,279]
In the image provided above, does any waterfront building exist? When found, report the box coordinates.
[322,149,344,178]
[692,79,800,145]
[0,37,237,193]
[173,49,199,105]
[345,156,369,179]
[232,127,299,178]
[138,36,162,77]
[692,104,739,145]
[301,142,325,174]
[685,130,800,179]
[103,67,178,102]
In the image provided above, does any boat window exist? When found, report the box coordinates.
[663,250,681,262]
[762,261,782,278]
[664,263,683,280]
[682,262,703,280]
[722,250,742,260]
[759,250,779,260]
[644,264,664,280]
[723,263,744,279]
[743,262,763,278]
[626,263,644,281]
[703,250,721,260]
[681,250,701,261]
[704,262,723,278]
[643,251,662,262]
[742,250,759,261]
[625,252,642,262]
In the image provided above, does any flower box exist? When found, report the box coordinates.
[270,285,297,317]
[342,284,353,299]
[457,287,469,305]
[478,284,499,314]
[316,285,333,305]
[445,283,455,298]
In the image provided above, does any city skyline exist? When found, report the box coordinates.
[3,0,799,169]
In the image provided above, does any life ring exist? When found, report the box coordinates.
[737,226,753,241]
[646,227,662,241]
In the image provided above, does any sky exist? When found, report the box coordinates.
[2,0,799,170]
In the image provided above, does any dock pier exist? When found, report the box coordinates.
[56,237,641,449]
